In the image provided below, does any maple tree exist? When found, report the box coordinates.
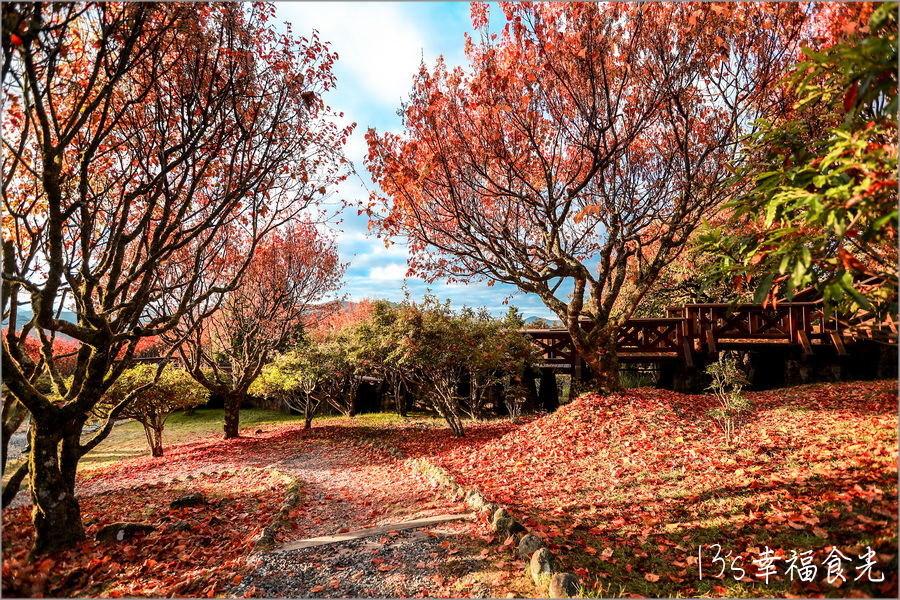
[366,2,829,392]
[96,364,208,457]
[174,222,344,438]
[1,2,350,554]
[701,3,898,330]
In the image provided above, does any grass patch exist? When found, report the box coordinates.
[78,407,300,471]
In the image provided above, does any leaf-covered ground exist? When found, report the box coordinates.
[1,416,518,598]
[2,380,896,598]
[2,468,292,597]
[425,380,898,598]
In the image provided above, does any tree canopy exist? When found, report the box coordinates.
[701,3,897,332]
[1,2,350,554]
[366,2,816,391]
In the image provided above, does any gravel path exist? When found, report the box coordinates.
[230,438,488,597]
[233,520,492,598]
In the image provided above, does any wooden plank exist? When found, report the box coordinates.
[705,329,717,356]
[275,513,472,552]
[798,330,813,356]
[829,331,848,356]
[682,340,694,368]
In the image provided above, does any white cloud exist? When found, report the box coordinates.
[369,263,409,281]
[276,2,429,109]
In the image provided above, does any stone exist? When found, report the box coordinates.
[548,573,581,598]
[96,522,155,542]
[492,507,510,523]
[530,547,555,585]
[467,491,486,510]
[508,520,527,536]
[255,530,275,547]
[482,502,498,516]
[518,533,545,561]
[170,492,207,509]
[170,520,191,532]
[492,516,513,535]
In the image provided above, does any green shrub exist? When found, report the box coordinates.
[704,352,751,446]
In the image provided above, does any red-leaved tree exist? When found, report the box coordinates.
[173,222,345,438]
[366,2,821,391]
[1,2,351,554]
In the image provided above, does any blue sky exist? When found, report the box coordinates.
[275,2,558,320]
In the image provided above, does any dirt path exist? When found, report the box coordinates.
[232,437,489,598]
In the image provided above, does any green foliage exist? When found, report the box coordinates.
[618,369,657,389]
[251,344,327,426]
[704,353,751,446]
[701,4,898,320]
[99,364,208,456]
[249,295,540,436]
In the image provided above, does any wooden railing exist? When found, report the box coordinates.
[521,300,894,377]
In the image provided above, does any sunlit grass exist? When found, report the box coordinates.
[78,407,300,471]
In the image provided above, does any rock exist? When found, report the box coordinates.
[170,520,191,532]
[506,593,517,599]
[96,522,155,542]
[255,429,263,434]
[508,520,527,536]
[255,530,275,547]
[548,573,581,598]
[482,502,498,516]
[467,491,486,510]
[170,492,206,509]
[492,516,513,535]
[518,533,545,561]
[530,547,555,585]
[492,507,510,523]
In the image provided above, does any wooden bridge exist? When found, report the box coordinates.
[521,301,897,379]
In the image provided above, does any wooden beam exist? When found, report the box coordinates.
[705,329,717,357]
[682,340,694,368]
[798,330,813,357]
[829,331,848,356]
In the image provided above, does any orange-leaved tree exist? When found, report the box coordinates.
[172,222,345,438]
[1,2,351,554]
[366,2,823,392]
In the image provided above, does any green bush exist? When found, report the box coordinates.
[704,352,751,446]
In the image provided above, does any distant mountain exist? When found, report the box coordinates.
[2,309,78,339]
[524,315,562,328]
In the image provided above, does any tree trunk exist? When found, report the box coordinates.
[223,393,242,439]
[2,398,28,474]
[304,395,313,429]
[28,423,85,555]
[143,423,164,457]
[590,334,622,393]
[2,460,28,509]
[571,326,622,394]
[392,375,406,418]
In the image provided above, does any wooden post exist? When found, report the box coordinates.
[705,329,718,357]
[798,330,814,357]
[829,331,848,356]
[538,371,559,412]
